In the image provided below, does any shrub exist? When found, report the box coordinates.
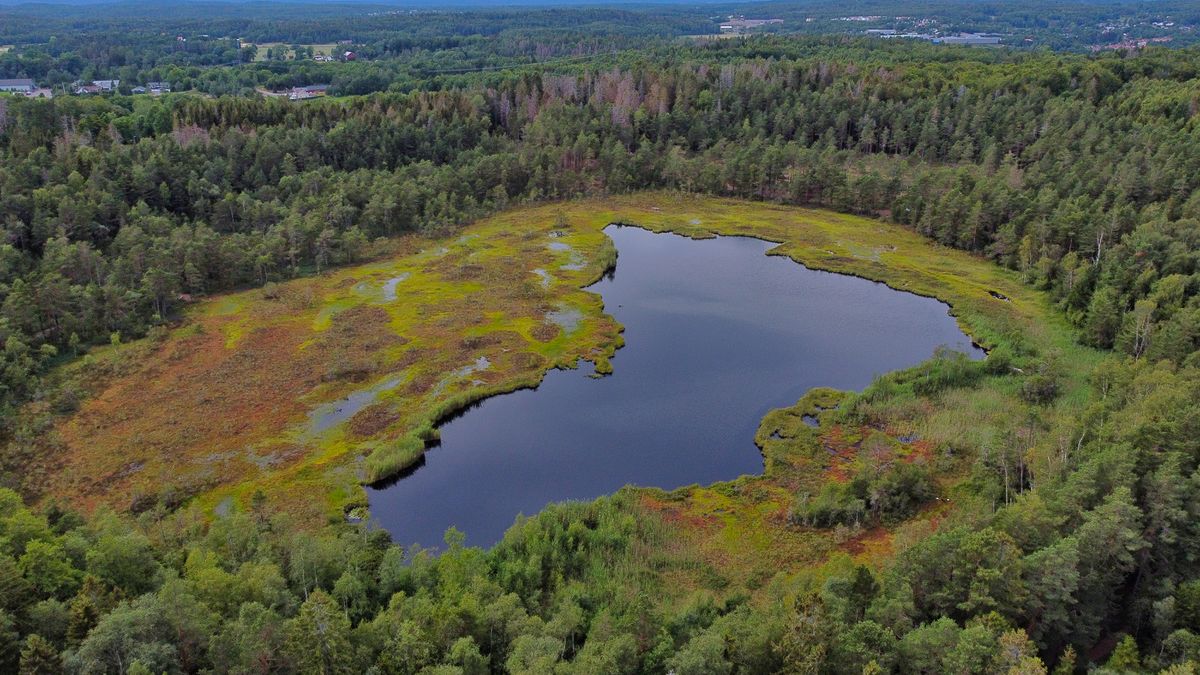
[910,349,985,397]
[792,463,935,528]
[364,436,426,484]
[870,462,935,524]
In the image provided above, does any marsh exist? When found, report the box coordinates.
[369,225,983,548]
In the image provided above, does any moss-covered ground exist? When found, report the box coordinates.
[29,192,1098,592]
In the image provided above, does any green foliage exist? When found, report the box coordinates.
[18,634,61,675]
[0,610,18,673]
[85,533,161,596]
[665,629,731,675]
[1107,634,1142,672]
[68,594,185,674]
[792,462,934,528]
[909,349,987,397]
[286,590,356,675]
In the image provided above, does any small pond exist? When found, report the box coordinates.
[368,225,983,549]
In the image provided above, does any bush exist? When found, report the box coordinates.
[1020,372,1060,404]
[982,345,1014,375]
[1019,358,1061,405]
[364,435,426,484]
[791,482,867,528]
[870,462,935,524]
[792,463,935,528]
[910,349,985,397]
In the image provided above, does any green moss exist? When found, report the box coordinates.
[364,435,426,482]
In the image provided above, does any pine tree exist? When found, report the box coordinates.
[1106,635,1141,672]
[18,635,62,675]
[285,590,355,675]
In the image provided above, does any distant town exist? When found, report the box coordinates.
[0,36,366,100]
[828,12,1195,50]
[2,6,1196,106]
[0,77,342,101]
[0,77,174,98]
[718,16,785,35]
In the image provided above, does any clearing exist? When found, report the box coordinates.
[249,42,341,61]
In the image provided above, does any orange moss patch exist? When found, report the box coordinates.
[54,315,324,513]
[639,494,720,532]
[33,201,626,521]
[531,322,560,342]
[842,526,894,561]
[906,438,937,463]
[820,425,860,483]
[636,482,834,590]
[347,405,402,439]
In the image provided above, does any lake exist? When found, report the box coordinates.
[367,225,983,549]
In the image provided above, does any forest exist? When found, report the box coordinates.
[0,1,1200,672]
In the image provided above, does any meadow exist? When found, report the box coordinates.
[249,42,341,61]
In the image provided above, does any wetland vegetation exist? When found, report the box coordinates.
[0,5,1199,671]
[0,193,1114,673]
[368,224,981,549]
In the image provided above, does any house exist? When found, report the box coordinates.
[73,79,120,95]
[288,84,329,100]
[147,81,171,94]
[718,16,784,34]
[132,86,147,94]
[933,33,1003,46]
[0,78,35,94]
[342,51,357,61]
[1091,36,1173,51]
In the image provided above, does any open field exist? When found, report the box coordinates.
[248,42,340,61]
[28,193,1097,583]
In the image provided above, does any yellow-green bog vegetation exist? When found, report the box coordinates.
[31,193,1096,589]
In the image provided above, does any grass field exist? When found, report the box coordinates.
[249,42,340,62]
[28,193,1097,583]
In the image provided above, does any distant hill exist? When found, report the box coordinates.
[0,0,741,6]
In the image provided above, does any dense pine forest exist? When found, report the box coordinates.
[3,40,1199,416]
[1,2,1200,672]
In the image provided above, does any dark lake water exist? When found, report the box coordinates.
[368,225,983,549]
